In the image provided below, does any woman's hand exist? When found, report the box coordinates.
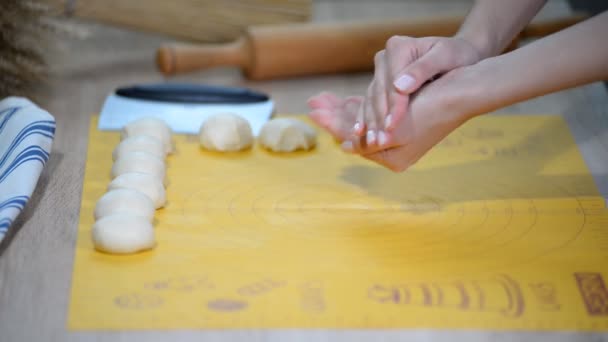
[308,92,362,141]
[308,65,477,172]
[353,36,482,151]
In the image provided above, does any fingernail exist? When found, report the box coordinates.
[385,114,393,129]
[394,74,415,92]
[378,131,388,146]
[341,141,353,151]
[366,130,376,144]
[353,122,361,132]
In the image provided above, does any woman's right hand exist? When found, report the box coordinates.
[354,35,483,150]
[308,62,478,172]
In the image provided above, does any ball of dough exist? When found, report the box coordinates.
[94,188,155,221]
[199,113,253,152]
[113,135,166,161]
[108,172,166,209]
[121,117,173,154]
[111,151,166,184]
[258,118,317,152]
[92,214,155,254]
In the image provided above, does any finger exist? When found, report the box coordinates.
[308,108,333,129]
[364,51,389,145]
[384,94,409,132]
[310,94,364,142]
[307,91,342,110]
[342,133,366,154]
[341,96,366,153]
[383,37,413,132]
[337,96,365,145]
[354,97,366,137]
[393,44,449,95]
[369,80,390,146]
[363,83,379,147]
[344,95,364,107]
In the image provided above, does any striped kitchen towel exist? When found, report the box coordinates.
[0,97,56,243]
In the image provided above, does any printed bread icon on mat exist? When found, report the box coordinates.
[92,116,172,254]
[198,113,254,152]
[259,117,317,152]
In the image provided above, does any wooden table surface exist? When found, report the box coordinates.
[1,1,607,341]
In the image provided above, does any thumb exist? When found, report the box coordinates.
[393,50,447,94]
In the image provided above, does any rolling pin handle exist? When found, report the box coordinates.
[156,38,249,76]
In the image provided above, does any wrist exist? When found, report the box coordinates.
[454,29,496,60]
[436,62,491,124]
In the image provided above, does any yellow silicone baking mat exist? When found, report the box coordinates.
[68,115,608,331]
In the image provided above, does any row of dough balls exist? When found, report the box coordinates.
[199,114,317,152]
[92,117,173,254]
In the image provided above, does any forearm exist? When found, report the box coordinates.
[456,0,547,58]
[459,11,608,119]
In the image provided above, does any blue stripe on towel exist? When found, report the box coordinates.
[0,107,20,135]
[0,103,56,242]
[0,195,29,212]
[0,120,56,170]
[0,217,12,233]
[0,145,50,183]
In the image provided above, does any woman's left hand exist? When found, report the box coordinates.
[308,66,475,172]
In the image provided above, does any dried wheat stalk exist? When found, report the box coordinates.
[0,0,52,99]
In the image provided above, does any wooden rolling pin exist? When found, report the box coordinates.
[157,14,586,80]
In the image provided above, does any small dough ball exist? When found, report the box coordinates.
[113,135,166,161]
[108,172,166,209]
[199,113,253,152]
[121,117,173,154]
[94,188,155,221]
[259,118,317,152]
[111,151,166,184]
[92,214,155,254]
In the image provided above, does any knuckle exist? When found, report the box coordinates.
[374,50,385,65]
[386,35,409,50]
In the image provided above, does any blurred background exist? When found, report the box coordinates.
[2,0,606,112]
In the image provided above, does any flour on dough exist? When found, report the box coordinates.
[94,188,155,221]
[199,113,253,152]
[111,151,167,185]
[113,135,166,161]
[258,118,317,152]
[121,117,174,154]
[108,172,166,209]
[92,214,155,254]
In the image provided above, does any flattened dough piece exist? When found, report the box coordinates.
[113,135,166,161]
[199,113,253,152]
[259,118,317,152]
[121,117,174,154]
[108,172,166,209]
[111,151,166,184]
[92,214,155,254]
[94,188,155,221]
